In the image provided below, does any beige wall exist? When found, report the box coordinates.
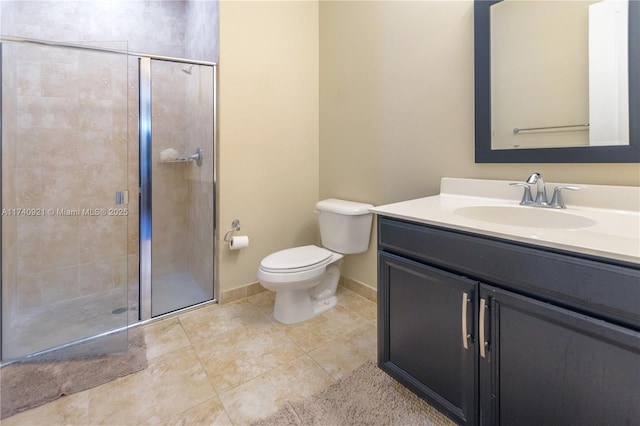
[318,0,640,290]
[219,0,639,294]
[218,0,320,293]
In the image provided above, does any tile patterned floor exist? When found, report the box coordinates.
[3,287,377,425]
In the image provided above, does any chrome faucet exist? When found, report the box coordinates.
[510,173,580,209]
[526,172,548,206]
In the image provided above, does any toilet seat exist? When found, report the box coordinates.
[259,245,333,274]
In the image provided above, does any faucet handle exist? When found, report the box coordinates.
[510,182,534,205]
[549,186,581,209]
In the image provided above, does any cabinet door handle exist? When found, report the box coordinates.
[479,298,487,358]
[461,292,471,350]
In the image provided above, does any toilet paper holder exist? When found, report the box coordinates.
[224,219,241,242]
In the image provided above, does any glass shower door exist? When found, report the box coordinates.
[142,59,215,317]
[1,40,129,360]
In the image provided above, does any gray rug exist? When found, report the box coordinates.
[252,360,455,426]
[0,327,147,419]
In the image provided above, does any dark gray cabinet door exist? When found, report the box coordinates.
[379,252,478,425]
[480,284,640,426]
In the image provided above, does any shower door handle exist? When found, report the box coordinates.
[115,190,129,205]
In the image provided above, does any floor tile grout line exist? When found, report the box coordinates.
[168,288,375,424]
[173,312,237,425]
[173,299,308,416]
[208,291,369,424]
[306,351,340,385]
[3,286,377,425]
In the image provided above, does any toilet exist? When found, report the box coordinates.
[257,199,374,324]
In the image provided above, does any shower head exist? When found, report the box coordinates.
[181,64,195,75]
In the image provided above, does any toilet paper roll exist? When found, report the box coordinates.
[229,236,249,250]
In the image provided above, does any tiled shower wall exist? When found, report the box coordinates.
[150,60,214,298]
[151,60,190,279]
[185,0,217,300]
[1,1,188,59]
[1,1,218,331]
[186,67,215,299]
[1,43,18,334]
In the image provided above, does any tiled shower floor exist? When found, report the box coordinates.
[3,288,128,360]
[2,287,377,425]
[152,272,211,317]
[4,273,211,360]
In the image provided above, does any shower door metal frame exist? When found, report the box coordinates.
[138,57,218,321]
[0,42,4,360]
[139,57,153,320]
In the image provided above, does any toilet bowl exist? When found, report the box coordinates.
[257,199,373,324]
[258,245,344,324]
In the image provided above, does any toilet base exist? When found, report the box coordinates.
[272,291,338,325]
[312,295,337,316]
[273,288,315,324]
[267,262,342,325]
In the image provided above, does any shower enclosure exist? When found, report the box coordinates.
[0,37,217,361]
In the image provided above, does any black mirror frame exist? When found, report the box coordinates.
[474,0,639,163]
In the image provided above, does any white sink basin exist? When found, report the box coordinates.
[370,178,640,263]
[454,205,596,229]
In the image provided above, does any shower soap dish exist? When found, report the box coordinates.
[160,148,180,161]
[159,147,203,166]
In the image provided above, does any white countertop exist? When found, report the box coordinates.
[370,178,640,265]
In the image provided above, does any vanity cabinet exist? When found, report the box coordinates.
[377,217,640,426]
[379,252,477,424]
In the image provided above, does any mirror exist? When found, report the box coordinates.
[475,0,639,163]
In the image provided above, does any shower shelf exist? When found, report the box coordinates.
[159,148,203,166]
[161,158,193,163]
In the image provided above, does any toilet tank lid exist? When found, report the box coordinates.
[315,199,374,215]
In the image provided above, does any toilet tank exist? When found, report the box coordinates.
[315,199,374,254]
